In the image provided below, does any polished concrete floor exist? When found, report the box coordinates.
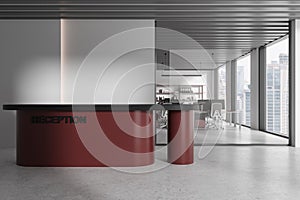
[1,140,300,199]
[0,146,300,200]
[156,125,288,145]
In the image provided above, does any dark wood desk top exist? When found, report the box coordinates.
[3,104,200,111]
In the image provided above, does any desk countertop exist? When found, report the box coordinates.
[3,104,200,111]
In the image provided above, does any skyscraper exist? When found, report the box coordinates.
[279,53,289,135]
[236,64,251,126]
[266,54,289,135]
[245,85,251,126]
[218,65,226,100]
[236,65,244,123]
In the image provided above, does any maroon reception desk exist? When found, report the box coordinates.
[3,104,199,167]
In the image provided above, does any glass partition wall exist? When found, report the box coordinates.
[236,55,251,126]
[265,37,289,137]
[155,41,289,145]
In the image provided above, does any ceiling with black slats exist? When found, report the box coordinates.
[0,0,293,66]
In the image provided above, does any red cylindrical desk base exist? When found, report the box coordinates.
[168,110,194,165]
[16,110,154,167]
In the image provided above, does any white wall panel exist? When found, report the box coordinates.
[61,20,155,104]
[0,20,60,148]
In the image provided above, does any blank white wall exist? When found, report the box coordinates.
[61,20,155,104]
[0,20,60,148]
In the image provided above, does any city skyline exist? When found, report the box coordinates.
[266,53,289,135]
[235,49,289,133]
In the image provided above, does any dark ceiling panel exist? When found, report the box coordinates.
[0,0,292,66]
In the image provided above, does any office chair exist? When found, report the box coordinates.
[208,103,224,129]
[156,110,168,129]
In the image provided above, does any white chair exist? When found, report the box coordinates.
[157,110,168,128]
[209,103,224,129]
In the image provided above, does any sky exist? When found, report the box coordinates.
[237,54,251,83]
[266,37,289,64]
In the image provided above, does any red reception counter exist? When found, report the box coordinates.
[3,104,199,167]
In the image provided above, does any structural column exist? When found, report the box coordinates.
[289,20,300,147]
[250,48,260,130]
[214,68,219,99]
[259,47,267,131]
[225,60,237,122]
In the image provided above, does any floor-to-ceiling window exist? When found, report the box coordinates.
[218,65,226,102]
[266,37,289,136]
[236,54,251,126]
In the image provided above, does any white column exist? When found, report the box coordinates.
[250,48,259,129]
[231,60,237,122]
[214,68,219,99]
[225,61,232,112]
[289,19,300,147]
[225,60,237,121]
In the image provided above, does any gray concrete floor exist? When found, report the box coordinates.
[156,125,288,145]
[0,127,297,200]
[1,147,300,199]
